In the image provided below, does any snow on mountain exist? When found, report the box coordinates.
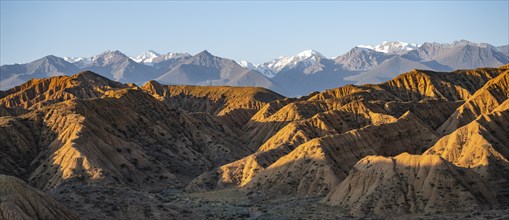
[237,50,325,78]
[63,56,91,68]
[130,50,161,64]
[238,60,275,78]
[63,57,88,63]
[155,50,283,94]
[261,50,326,74]
[2,40,507,95]
[238,60,254,69]
[152,52,191,63]
[357,41,421,54]
[89,50,129,65]
[84,50,161,82]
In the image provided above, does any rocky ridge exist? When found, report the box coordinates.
[1,65,509,219]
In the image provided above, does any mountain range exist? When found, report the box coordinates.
[1,40,508,97]
[1,63,508,219]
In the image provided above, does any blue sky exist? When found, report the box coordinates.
[1,1,508,65]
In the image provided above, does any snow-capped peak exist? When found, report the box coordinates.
[357,41,421,54]
[63,56,92,68]
[91,50,128,62]
[261,49,325,73]
[238,50,326,77]
[63,57,89,63]
[158,52,190,60]
[296,50,325,59]
[100,50,125,56]
[238,60,254,69]
[130,50,161,63]
[238,60,275,78]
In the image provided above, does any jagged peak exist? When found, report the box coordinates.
[350,46,382,53]
[357,41,420,54]
[418,40,494,51]
[196,50,213,57]
[146,49,160,55]
[143,80,163,87]
[102,49,125,55]
[451,39,492,48]
[129,50,162,63]
[191,50,219,62]
[32,55,70,64]
[41,54,61,60]
[72,70,114,82]
[141,80,164,91]
[92,50,128,60]
[74,70,102,77]
[296,49,325,59]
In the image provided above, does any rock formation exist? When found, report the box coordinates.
[141,80,284,127]
[0,174,79,220]
[323,153,497,216]
[1,65,509,219]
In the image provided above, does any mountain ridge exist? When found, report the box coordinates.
[2,40,508,97]
[1,65,509,219]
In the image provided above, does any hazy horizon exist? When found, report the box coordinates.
[1,0,508,65]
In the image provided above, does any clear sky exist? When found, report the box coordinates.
[1,0,508,65]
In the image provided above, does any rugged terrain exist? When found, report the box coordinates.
[1,65,508,219]
[2,40,508,96]
[0,174,79,220]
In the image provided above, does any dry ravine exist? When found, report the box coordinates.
[1,65,508,219]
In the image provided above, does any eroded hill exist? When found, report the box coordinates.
[0,71,283,218]
[1,66,508,219]
[0,174,79,220]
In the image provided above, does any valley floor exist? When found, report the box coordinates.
[50,184,508,220]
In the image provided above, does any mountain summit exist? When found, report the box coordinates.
[357,41,421,54]
[1,40,508,97]
[154,50,284,94]
[130,50,161,64]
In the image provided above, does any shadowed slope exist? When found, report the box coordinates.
[185,100,398,192]
[0,71,265,192]
[142,80,284,127]
[242,112,438,196]
[0,174,79,220]
[438,70,509,135]
[0,88,252,190]
[323,153,497,216]
[187,109,440,194]
[186,67,497,194]
[426,100,509,203]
